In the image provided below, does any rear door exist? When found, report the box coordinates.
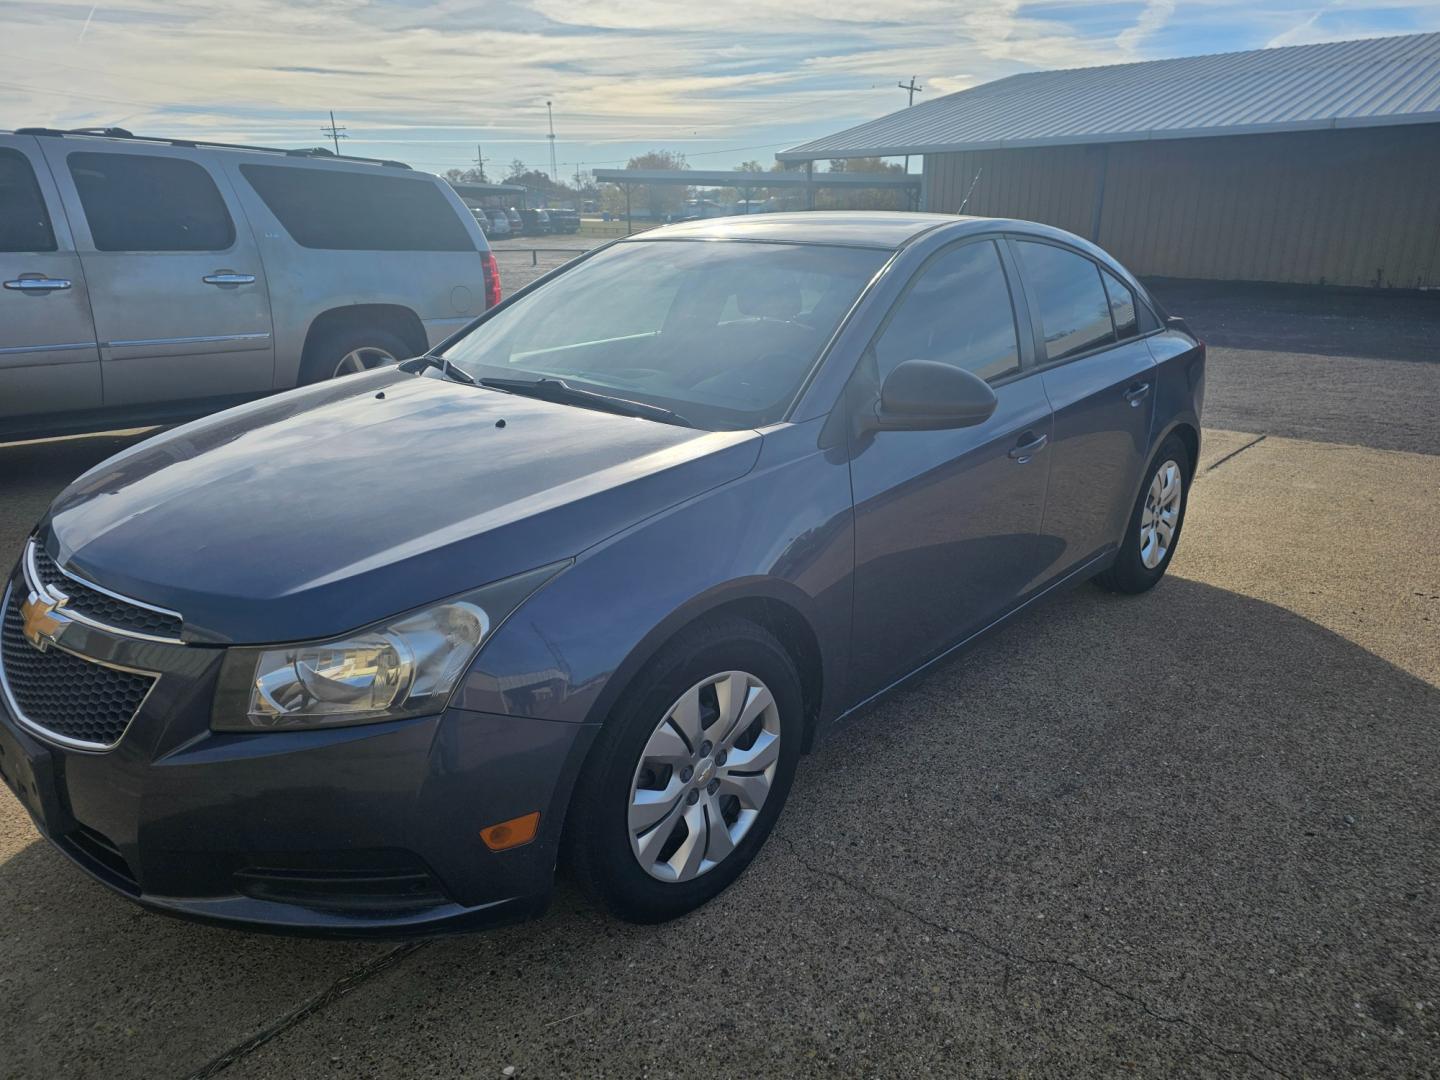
[41,140,275,407]
[1009,238,1157,580]
[0,135,101,426]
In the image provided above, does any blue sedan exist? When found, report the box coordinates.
[0,212,1203,934]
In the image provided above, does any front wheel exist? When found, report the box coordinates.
[565,620,804,923]
[1096,434,1192,594]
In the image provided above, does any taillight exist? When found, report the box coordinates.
[482,251,502,308]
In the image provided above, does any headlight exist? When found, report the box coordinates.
[212,562,566,732]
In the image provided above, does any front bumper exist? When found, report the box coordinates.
[0,569,596,938]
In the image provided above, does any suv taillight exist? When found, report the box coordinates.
[482,251,502,308]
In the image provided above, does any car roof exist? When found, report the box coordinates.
[632,211,979,249]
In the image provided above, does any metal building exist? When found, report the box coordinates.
[779,33,1440,288]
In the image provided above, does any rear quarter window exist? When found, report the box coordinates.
[241,164,474,252]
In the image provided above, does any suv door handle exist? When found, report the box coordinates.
[1009,432,1049,462]
[1123,382,1152,406]
[202,272,256,286]
[4,277,72,292]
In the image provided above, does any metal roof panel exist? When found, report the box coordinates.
[779,32,1440,160]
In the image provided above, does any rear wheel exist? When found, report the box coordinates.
[299,325,411,384]
[565,620,803,923]
[1096,433,1192,594]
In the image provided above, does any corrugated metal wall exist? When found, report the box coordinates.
[924,125,1440,288]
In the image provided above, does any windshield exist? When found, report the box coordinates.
[442,239,888,430]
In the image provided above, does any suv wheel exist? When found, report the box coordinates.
[565,619,803,923]
[300,326,412,384]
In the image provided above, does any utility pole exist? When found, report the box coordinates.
[473,144,487,183]
[546,100,558,183]
[321,110,347,156]
[898,78,922,174]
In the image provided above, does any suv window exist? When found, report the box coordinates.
[1015,240,1114,362]
[872,240,1020,383]
[68,152,235,252]
[1101,267,1139,339]
[0,148,57,253]
[241,164,473,252]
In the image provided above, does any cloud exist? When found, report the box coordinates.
[1117,0,1177,52]
[2,0,1436,170]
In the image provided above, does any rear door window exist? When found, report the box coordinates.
[68,152,235,252]
[1015,240,1115,362]
[241,164,473,251]
[1101,267,1139,340]
[872,240,1021,383]
[0,148,57,252]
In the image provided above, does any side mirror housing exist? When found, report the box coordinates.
[864,359,999,432]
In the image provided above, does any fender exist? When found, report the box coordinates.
[452,417,855,735]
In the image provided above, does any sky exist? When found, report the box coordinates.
[3,0,1438,178]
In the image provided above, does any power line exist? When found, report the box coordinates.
[321,110,347,156]
[545,100,558,182]
[898,76,923,173]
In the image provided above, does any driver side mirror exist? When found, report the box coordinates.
[862,359,999,432]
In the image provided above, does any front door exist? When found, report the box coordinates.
[848,239,1054,699]
[0,135,101,427]
[1009,240,1157,578]
[40,140,275,408]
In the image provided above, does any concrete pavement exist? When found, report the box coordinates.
[0,425,1434,1078]
[0,275,1437,1077]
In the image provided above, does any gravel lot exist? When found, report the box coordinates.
[0,280,1436,1079]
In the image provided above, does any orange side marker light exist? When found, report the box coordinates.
[480,811,541,852]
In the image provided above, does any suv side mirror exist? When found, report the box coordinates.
[864,359,999,432]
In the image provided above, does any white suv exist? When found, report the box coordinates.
[0,127,501,439]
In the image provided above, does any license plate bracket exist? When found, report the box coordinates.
[0,718,68,836]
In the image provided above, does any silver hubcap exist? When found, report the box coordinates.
[333,346,396,378]
[628,670,781,883]
[1140,459,1183,569]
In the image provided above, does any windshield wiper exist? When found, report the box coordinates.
[403,352,476,385]
[478,376,692,427]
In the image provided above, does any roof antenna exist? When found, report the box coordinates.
[957,168,983,214]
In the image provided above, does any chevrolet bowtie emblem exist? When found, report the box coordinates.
[20,592,69,652]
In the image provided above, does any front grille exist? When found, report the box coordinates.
[1,593,155,748]
[30,544,182,640]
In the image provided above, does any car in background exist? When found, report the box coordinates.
[484,210,512,239]
[0,127,501,440]
[0,213,1203,935]
[547,208,581,234]
[469,208,490,236]
[504,207,523,234]
[517,208,551,236]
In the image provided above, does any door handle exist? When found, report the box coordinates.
[4,277,72,292]
[1009,432,1049,462]
[1123,382,1152,406]
[202,272,256,286]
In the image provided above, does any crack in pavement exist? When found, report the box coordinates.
[186,941,427,1078]
[772,834,1294,1079]
[1204,433,1268,474]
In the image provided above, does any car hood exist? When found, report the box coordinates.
[41,369,760,645]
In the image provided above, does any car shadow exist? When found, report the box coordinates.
[0,574,1435,1077]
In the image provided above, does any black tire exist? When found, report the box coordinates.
[1096,433,1193,594]
[565,619,804,924]
[298,325,412,385]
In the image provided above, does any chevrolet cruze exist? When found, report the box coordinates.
[0,213,1204,934]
